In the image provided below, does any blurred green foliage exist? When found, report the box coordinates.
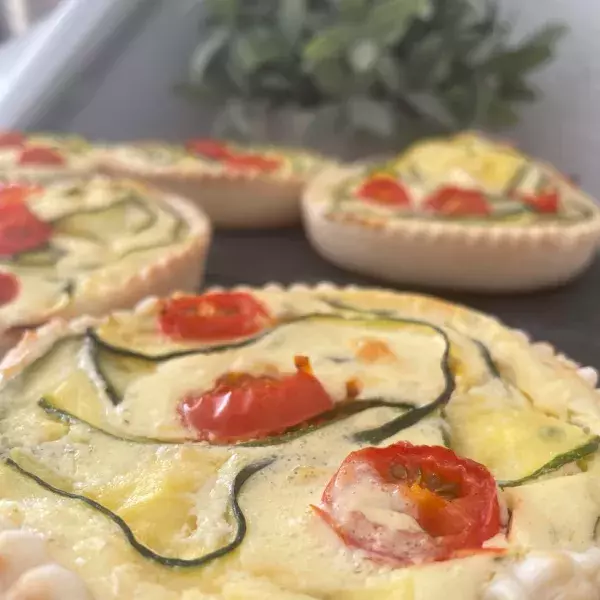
[183,0,566,143]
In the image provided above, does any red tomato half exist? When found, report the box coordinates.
[185,139,232,160]
[315,442,500,566]
[0,183,42,207]
[0,203,53,257]
[522,189,559,214]
[357,176,411,207]
[0,272,19,307]
[0,131,25,148]
[159,292,272,341]
[179,358,335,443]
[19,147,65,166]
[225,153,282,173]
[425,186,490,217]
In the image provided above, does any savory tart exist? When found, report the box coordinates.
[95,138,330,228]
[1,283,600,600]
[0,131,96,181]
[303,133,600,292]
[0,177,210,357]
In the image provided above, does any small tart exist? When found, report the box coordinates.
[95,138,332,228]
[302,133,600,292]
[1,283,600,600]
[0,131,96,181]
[0,177,210,357]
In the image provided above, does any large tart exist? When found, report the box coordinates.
[96,138,330,228]
[1,283,600,599]
[0,177,210,356]
[303,133,600,292]
[0,131,95,180]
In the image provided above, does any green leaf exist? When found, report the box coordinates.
[188,28,230,83]
[232,29,284,74]
[486,24,567,76]
[339,0,368,21]
[404,92,457,130]
[349,39,380,73]
[303,26,355,67]
[278,0,306,44]
[204,0,239,24]
[310,59,351,97]
[347,97,396,137]
[406,34,450,89]
[484,99,521,129]
[526,23,568,49]
[259,73,292,93]
[442,84,476,127]
[366,0,433,45]
[498,78,538,103]
[376,54,408,93]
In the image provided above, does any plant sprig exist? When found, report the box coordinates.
[183,0,566,145]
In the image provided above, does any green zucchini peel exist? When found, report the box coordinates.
[5,456,275,568]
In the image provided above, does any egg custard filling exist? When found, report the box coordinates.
[1,286,600,599]
[329,133,596,225]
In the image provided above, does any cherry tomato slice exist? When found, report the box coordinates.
[18,147,66,166]
[425,186,490,217]
[315,442,500,566]
[159,292,271,341]
[0,131,25,148]
[186,139,232,160]
[522,189,559,214]
[225,153,282,173]
[0,203,53,257]
[357,175,411,207]
[179,358,334,443]
[0,272,19,307]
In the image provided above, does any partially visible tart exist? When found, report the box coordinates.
[1,284,600,599]
[0,177,210,356]
[95,138,332,228]
[302,133,600,292]
[0,131,95,181]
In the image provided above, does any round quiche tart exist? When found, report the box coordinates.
[1,283,600,600]
[0,177,210,357]
[0,131,96,181]
[96,138,331,228]
[303,133,600,292]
